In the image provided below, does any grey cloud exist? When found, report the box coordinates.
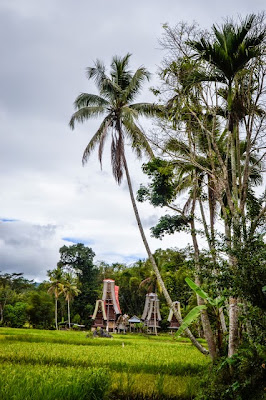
[140,215,159,229]
[0,221,59,280]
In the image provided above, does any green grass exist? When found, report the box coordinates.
[0,327,210,399]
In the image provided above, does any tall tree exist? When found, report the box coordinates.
[58,244,98,324]
[69,54,208,355]
[47,268,63,330]
[61,273,80,328]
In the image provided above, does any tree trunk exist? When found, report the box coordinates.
[219,307,227,334]
[228,297,238,357]
[154,300,157,336]
[68,299,71,329]
[190,194,217,360]
[195,275,217,360]
[198,198,227,335]
[122,154,208,356]
[0,304,3,324]
[55,297,58,330]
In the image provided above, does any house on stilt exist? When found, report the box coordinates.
[167,301,181,333]
[141,293,161,333]
[91,279,121,332]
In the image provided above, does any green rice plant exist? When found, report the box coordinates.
[0,363,110,400]
[154,373,165,398]
[0,327,210,399]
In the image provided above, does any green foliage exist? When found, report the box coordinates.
[58,244,98,325]
[230,237,266,310]
[27,291,54,329]
[188,14,265,83]
[151,215,190,239]
[0,272,34,325]
[176,306,206,337]
[137,158,176,207]
[4,302,28,328]
[196,345,266,400]
[185,278,224,308]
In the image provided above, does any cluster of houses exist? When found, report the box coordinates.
[91,279,180,334]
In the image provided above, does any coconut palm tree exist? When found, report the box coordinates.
[70,54,208,355]
[47,268,64,330]
[61,273,80,329]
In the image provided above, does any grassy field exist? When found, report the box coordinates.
[0,328,210,399]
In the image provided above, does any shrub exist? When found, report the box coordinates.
[4,302,27,328]
[196,345,266,400]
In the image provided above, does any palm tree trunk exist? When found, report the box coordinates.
[199,197,227,336]
[228,296,238,357]
[154,300,157,336]
[0,304,3,324]
[190,215,217,361]
[55,297,58,330]
[68,299,71,329]
[224,218,239,357]
[122,154,208,356]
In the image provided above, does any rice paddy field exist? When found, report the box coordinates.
[0,328,210,399]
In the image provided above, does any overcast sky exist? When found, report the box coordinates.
[0,0,264,281]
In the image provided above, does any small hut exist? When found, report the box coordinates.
[128,315,141,332]
[167,301,181,333]
[91,279,121,332]
[141,293,161,333]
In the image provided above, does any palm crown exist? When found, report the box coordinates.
[188,14,265,84]
[69,54,163,184]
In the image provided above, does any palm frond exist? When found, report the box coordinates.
[74,93,109,109]
[69,106,106,129]
[86,59,107,90]
[129,103,164,117]
[165,138,191,157]
[123,67,150,103]
[100,77,123,100]
[110,53,133,89]
[188,14,265,81]
[122,112,154,159]
[82,115,113,164]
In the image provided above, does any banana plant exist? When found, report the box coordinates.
[176,278,224,337]
[185,278,225,308]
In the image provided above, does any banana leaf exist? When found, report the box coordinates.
[185,277,212,301]
[176,305,207,337]
[185,277,225,308]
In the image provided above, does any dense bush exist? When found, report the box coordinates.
[27,291,54,329]
[196,345,266,400]
[4,302,28,328]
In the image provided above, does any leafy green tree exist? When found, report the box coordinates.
[58,244,98,325]
[27,291,54,329]
[0,272,33,324]
[4,302,27,328]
